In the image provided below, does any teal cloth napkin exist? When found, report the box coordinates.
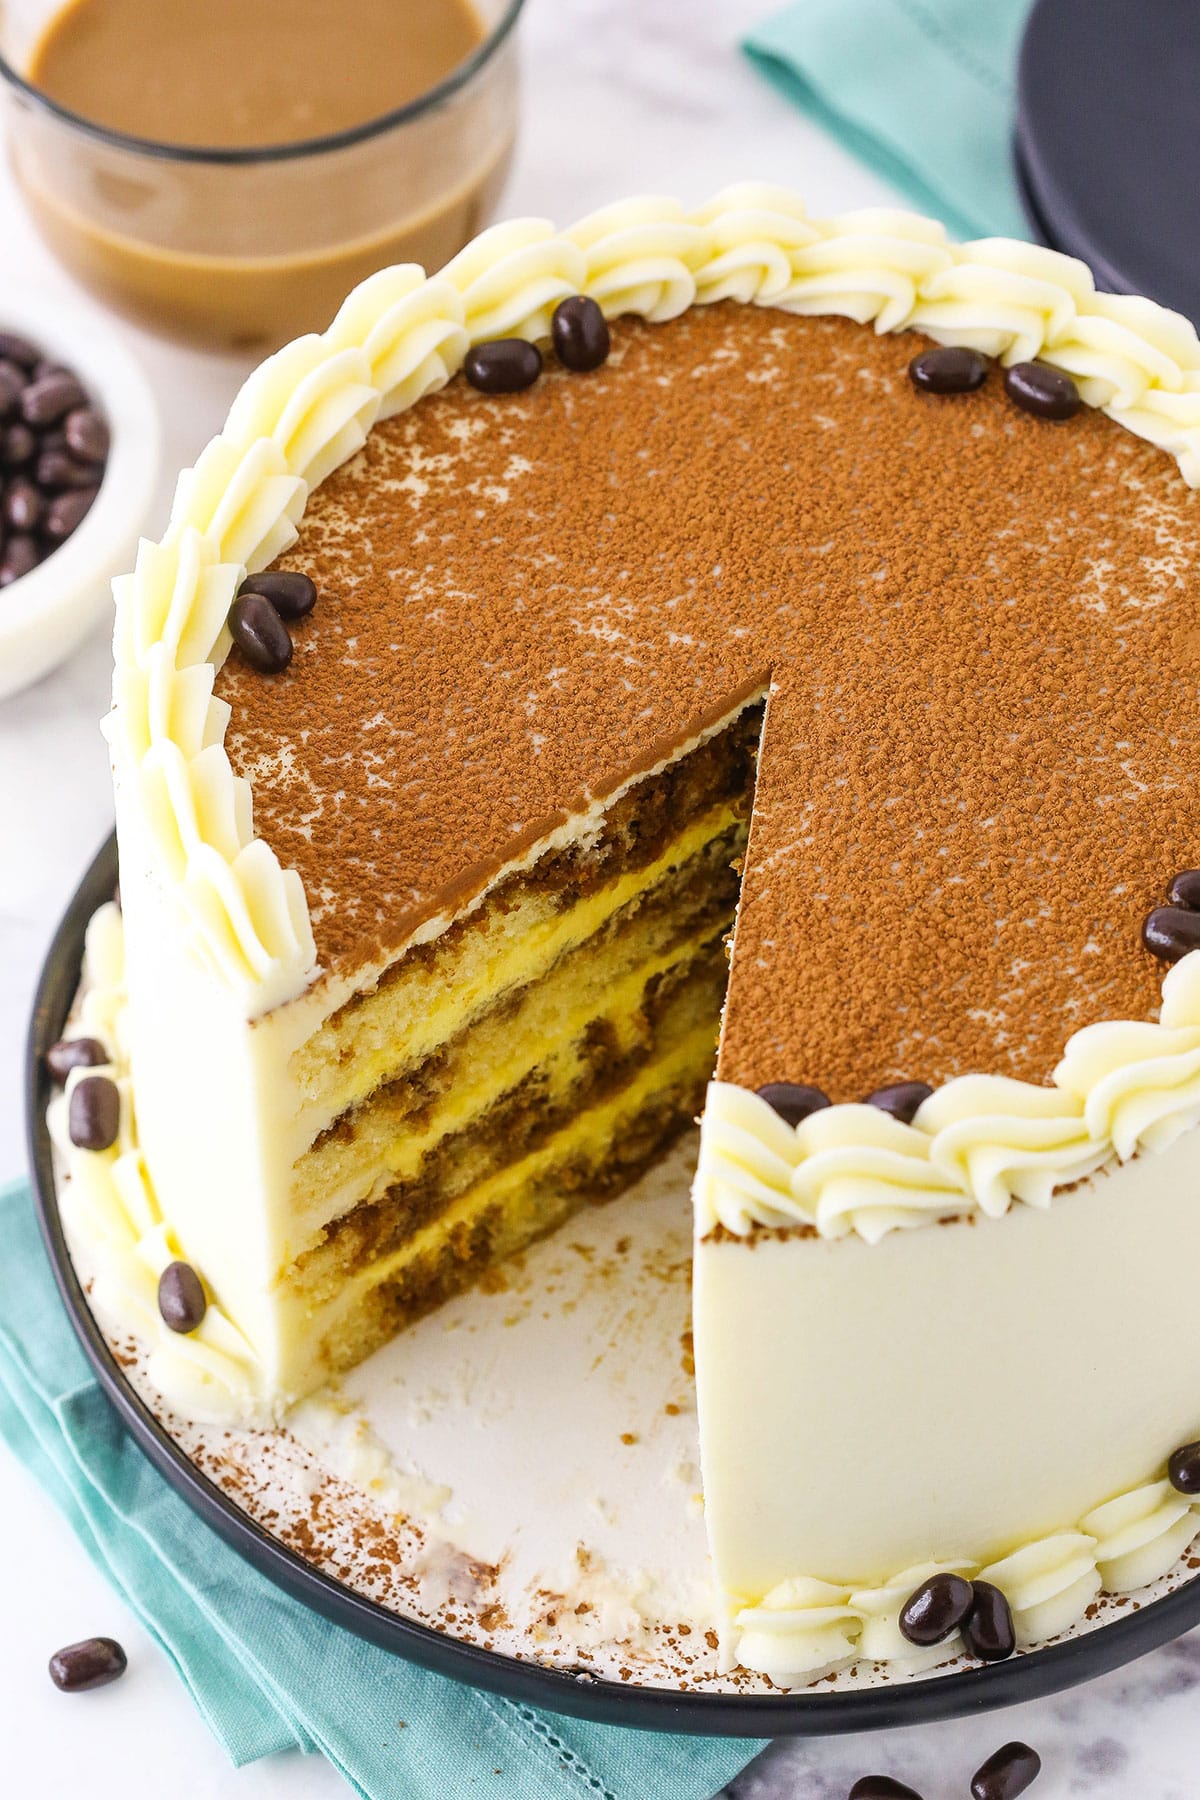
[0,1179,764,1797]
[744,0,1031,240]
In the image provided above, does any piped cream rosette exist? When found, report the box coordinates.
[695,948,1200,1243]
[730,1484,1200,1687]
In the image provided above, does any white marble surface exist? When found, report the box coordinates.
[1,1,1195,1795]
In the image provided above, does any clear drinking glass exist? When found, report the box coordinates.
[0,0,523,351]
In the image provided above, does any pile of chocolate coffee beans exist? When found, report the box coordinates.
[0,330,109,590]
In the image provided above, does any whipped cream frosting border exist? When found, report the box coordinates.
[55,900,1200,1685]
[103,182,1200,1234]
[695,939,1200,1240]
[732,1468,1200,1685]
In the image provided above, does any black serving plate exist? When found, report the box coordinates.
[26,834,1200,1735]
[1016,0,1200,323]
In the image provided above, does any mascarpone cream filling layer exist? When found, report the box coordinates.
[293,799,742,1145]
[298,1019,717,1331]
[295,909,730,1253]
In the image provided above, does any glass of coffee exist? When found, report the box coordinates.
[0,0,523,350]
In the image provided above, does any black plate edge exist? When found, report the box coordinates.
[1012,124,1138,298]
[1013,0,1194,310]
[25,834,1200,1736]
[1012,136,1057,253]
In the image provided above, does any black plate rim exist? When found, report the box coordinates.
[1014,0,1199,314]
[26,834,1200,1737]
[1012,136,1057,255]
[1012,126,1138,298]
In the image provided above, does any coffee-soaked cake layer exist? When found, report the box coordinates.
[312,1074,702,1380]
[297,989,720,1383]
[218,304,1200,1099]
[291,939,728,1307]
[286,701,761,1131]
[289,828,743,1249]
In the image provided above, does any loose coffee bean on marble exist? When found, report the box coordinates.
[238,569,318,620]
[158,1261,208,1334]
[67,1074,121,1151]
[1167,869,1200,911]
[1,423,36,468]
[20,370,87,427]
[1003,362,1080,420]
[0,534,40,586]
[552,296,611,372]
[48,1637,127,1692]
[1142,904,1200,963]
[37,449,99,492]
[4,477,43,533]
[44,486,99,543]
[908,345,989,394]
[64,406,110,464]
[848,1779,924,1800]
[1168,1439,1200,1494]
[756,1081,832,1127]
[970,1741,1042,1800]
[0,330,40,370]
[229,592,293,674]
[898,1572,975,1646]
[865,1080,933,1124]
[45,1036,108,1083]
[464,338,543,394]
[962,1580,1016,1661]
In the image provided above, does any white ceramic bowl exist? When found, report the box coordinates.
[0,288,159,699]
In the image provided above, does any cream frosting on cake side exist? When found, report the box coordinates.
[694,1135,1200,1681]
[48,902,265,1421]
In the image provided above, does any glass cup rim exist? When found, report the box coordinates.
[0,0,525,166]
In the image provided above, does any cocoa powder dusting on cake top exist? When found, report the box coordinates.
[215,304,1200,1098]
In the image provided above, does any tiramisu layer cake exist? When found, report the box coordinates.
[58,189,1200,1683]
